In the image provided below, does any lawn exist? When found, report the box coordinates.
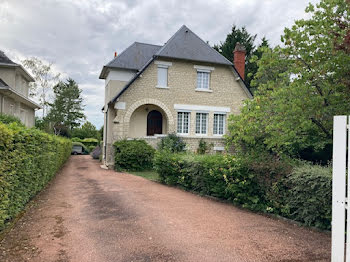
[129,170,159,181]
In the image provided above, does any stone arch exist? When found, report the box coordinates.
[124,98,174,135]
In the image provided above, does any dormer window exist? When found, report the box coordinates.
[194,65,214,92]
[155,61,172,88]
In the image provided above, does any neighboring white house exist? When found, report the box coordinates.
[0,51,40,127]
[100,25,252,167]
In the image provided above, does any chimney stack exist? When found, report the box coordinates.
[233,42,246,80]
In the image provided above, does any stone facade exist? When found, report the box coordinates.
[103,58,250,167]
[0,66,38,127]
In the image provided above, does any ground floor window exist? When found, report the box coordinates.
[195,113,208,134]
[177,112,189,134]
[213,113,225,135]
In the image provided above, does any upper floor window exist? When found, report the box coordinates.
[177,112,190,134]
[213,113,225,135]
[157,66,168,87]
[194,65,214,91]
[195,112,208,135]
[197,71,210,90]
[155,61,172,88]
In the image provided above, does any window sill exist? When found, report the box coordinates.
[195,88,212,93]
[213,134,224,137]
[156,85,170,89]
[195,133,208,136]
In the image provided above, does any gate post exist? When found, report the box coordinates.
[332,116,347,261]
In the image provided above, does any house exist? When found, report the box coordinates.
[0,51,40,127]
[100,25,252,167]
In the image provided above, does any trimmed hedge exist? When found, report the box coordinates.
[114,140,155,171]
[154,151,332,230]
[0,122,71,231]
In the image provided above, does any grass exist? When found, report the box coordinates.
[129,170,159,181]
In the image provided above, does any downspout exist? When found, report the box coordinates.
[104,107,108,164]
[1,95,4,113]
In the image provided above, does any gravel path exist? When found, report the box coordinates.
[0,155,331,262]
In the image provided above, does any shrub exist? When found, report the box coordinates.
[154,152,266,209]
[277,163,332,229]
[158,133,186,153]
[0,114,23,126]
[0,122,71,231]
[114,140,155,171]
[154,150,332,229]
[196,138,212,154]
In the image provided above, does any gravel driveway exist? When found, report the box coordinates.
[0,155,331,262]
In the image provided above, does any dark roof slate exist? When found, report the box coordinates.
[106,42,162,71]
[156,25,232,65]
[0,50,17,65]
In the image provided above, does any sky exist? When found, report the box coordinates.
[0,0,318,128]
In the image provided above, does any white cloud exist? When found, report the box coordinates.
[0,0,318,128]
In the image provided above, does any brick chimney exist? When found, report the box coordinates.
[233,42,246,80]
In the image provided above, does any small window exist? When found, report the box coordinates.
[157,66,168,87]
[197,71,210,89]
[195,113,208,134]
[177,112,190,134]
[213,114,225,135]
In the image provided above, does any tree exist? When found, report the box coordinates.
[72,121,99,139]
[214,26,270,89]
[22,58,60,117]
[46,78,85,135]
[227,0,350,163]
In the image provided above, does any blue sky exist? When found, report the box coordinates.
[0,0,318,128]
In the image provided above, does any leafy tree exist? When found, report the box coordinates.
[214,26,270,88]
[227,0,350,163]
[72,121,99,140]
[22,57,60,117]
[46,78,85,135]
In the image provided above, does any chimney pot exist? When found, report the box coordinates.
[233,42,246,80]
[114,52,117,57]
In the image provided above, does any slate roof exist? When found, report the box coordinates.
[107,42,162,71]
[0,50,17,65]
[156,25,232,65]
[99,43,162,79]
[100,25,252,105]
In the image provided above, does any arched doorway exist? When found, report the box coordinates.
[147,110,162,136]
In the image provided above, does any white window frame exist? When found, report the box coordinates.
[194,65,214,92]
[195,112,209,135]
[213,113,226,136]
[155,61,172,89]
[177,111,190,135]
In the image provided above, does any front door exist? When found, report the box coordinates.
[147,110,162,136]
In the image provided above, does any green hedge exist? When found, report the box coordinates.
[114,140,155,171]
[154,152,265,210]
[276,164,332,229]
[154,151,332,230]
[0,122,71,231]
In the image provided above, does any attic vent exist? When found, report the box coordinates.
[185,30,188,33]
